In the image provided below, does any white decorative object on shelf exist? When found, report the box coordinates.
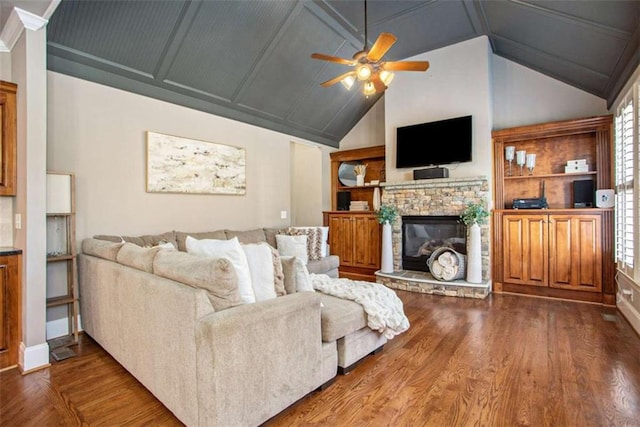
[373,187,381,211]
[526,153,536,175]
[516,150,526,176]
[505,146,515,176]
[356,174,365,186]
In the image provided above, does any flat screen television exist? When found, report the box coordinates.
[396,115,472,168]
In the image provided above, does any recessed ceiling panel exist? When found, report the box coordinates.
[290,43,369,133]
[164,1,296,101]
[322,1,430,33]
[237,7,351,119]
[524,0,639,33]
[368,1,478,61]
[483,1,629,75]
[494,37,609,96]
[47,0,186,75]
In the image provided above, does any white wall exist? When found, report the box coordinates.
[13,23,50,371]
[290,141,323,226]
[340,97,386,150]
[492,55,608,129]
[47,72,334,245]
[385,36,494,186]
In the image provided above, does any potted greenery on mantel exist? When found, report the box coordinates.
[460,202,489,284]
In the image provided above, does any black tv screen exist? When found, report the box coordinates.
[396,115,472,168]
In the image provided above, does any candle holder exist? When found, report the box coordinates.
[516,150,527,176]
[526,153,536,175]
[505,146,515,176]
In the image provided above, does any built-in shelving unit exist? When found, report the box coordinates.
[324,145,385,282]
[492,115,615,305]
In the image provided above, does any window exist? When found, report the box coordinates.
[614,74,639,281]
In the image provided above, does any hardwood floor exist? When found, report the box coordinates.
[2,291,639,426]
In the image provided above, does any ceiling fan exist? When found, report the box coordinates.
[311,0,430,96]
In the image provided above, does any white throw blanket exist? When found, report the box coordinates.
[310,273,410,339]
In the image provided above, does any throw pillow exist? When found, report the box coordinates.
[241,242,277,302]
[116,243,163,273]
[275,234,308,264]
[186,236,256,304]
[280,255,314,293]
[153,250,243,311]
[82,238,124,262]
[287,227,323,261]
[318,226,329,258]
[269,245,286,297]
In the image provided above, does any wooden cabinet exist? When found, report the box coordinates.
[502,214,548,287]
[548,214,602,291]
[492,116,614,304]
[0,250,22,370]
[0,81,17,196]
[502,212,602,293]
[325,145,385,282]
[325,212,380,281]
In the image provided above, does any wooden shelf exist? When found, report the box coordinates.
[504,171,597,180]
[47,254,75,262]
[46,295,78,308]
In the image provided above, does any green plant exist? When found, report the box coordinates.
[376,203,398,224]
[460,202,489,226]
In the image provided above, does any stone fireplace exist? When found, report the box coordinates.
[376,176,491,299]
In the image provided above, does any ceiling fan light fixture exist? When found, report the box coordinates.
[363,81,376,96]
[380,70,394,86]
[356,64,372,81]
[341,75,355,90]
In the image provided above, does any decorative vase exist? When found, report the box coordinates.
[373,187,381,211]
[381,222,394,273]
[356,174,365,186]
[466,222,482,283]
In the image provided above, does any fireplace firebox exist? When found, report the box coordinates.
[402,215,466,273]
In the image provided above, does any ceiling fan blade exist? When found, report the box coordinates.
[311,53,356,66]
[367,32,397,62]
[371,73,386,92]
[321,71,356,87]
[382,61,430,72]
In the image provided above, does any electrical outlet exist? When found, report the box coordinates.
[14,213,21,229]
[280,210,287,219]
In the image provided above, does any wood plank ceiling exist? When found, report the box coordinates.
[43,0,639,148]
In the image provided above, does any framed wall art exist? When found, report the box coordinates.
[146,131,246,195]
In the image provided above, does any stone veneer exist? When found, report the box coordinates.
[377,176,491,298]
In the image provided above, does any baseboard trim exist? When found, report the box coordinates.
[617,294,640,337]
[19,341,51,373]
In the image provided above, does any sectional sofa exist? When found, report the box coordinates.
[78,228,390,426]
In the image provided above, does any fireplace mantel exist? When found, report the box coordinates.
[381,176,489,191]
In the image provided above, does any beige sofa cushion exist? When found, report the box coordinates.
[319,293,367,342]
[116,243,163,273]
[224,228,266,244]
[263,227,287,248]
[307,255,339,275]
[175,230,226,252]
[93,231,178,249]
[153,250,242,311]
[82,238,124,261]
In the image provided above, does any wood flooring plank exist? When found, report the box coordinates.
[2,292,640,426]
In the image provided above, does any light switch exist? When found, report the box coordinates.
[280,210,287,219]
[15,213,21,229]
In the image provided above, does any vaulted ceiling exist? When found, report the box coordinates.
[6,1,640,148]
